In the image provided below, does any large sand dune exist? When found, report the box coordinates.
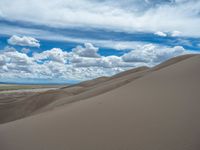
[0,66,149,123]
[0,54,200,150]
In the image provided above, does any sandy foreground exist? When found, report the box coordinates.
[0,54,200,150]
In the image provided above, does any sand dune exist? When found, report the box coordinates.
[0,54,200,150]
[0,66,149,123]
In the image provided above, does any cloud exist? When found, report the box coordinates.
[154,31,167,37]
[0,43,127,81]
[122,44,192,66]
[5,51,33,66]
[33,48,68,63]
[7,35,40,47]
[0,51,34,75]
[0,42,198,82]
[1,0,200,37]
[72,43,100,58]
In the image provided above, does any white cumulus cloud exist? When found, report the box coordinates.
[33,48,68,64]
[72,43,100,58]
[154,31,167,37]
[122,44,191,66]
[0,42,198,82]
[8,35,40,47]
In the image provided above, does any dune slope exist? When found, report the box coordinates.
[0,66,149,123]
[0,54,200,150]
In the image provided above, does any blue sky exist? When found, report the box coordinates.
[0,0,200,83]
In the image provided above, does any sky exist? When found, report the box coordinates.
[0,0,200,84]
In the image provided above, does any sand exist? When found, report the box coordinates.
[0,66,149,123]
[0,54,200,150]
